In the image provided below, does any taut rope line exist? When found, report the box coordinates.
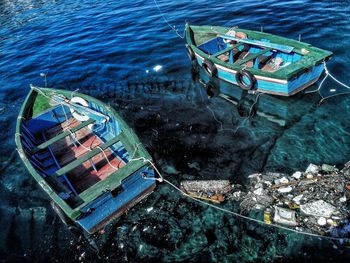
[153,0,185,39]
[306,61,350,103]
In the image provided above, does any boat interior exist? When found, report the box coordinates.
[197,34,303,73]
[20,98,131,207]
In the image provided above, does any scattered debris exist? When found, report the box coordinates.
[180,180,232,203]
[300,200,336,217]
[236,163,350,237]
[180,180,232,194]
[273,207,297,226]
[181,163,350,239]
[305,163,320,174]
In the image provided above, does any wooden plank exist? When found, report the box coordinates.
[236,49,271,66]
[213,43,242,58]
[78,159,146,203]
[32,119,95,154]
[52,135,121,178]
[219,34,294,53]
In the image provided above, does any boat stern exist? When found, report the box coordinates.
[76,166,156,234]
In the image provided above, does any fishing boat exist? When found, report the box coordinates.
[185,24,333,96]
[15,85,156,234]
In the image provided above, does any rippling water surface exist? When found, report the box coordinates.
[1,0,350,262]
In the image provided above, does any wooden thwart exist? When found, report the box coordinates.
[32,119,95,154]
[236,49,271,66]
[52,135,121,178]
[213,43,243,58]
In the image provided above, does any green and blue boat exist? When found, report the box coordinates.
[185,24,333,96]
[15,86,156,234]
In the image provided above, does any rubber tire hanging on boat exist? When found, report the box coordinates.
[51,201,71,226]
[235,69,256,90]
[186,44,195,61]
[202,59,217,77]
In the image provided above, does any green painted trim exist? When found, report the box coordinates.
[32,119,95,154]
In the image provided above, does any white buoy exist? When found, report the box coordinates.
[153,65,162,72]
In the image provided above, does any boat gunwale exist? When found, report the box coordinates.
[15,86,153,220]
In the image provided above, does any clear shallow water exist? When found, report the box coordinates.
[1,0,350,262]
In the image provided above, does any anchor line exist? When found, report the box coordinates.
[153,0,186,39]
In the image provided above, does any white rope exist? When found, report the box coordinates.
[153,0,185,39]
[305,62,350,103]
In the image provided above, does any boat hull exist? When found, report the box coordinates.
[194,53,324,96]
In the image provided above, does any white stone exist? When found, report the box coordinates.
[253,188,264,195]
[292,171,302,179]
[327,219,335,226]
[306,173,314,179]
[264,181,272,187]
[305,164,320,174]
[277,186,293,193]
[317,217,327,226]
[280,177,289,184]
[292,194,303,204]
[300,200,336,217]
[339,196,347,203]
[273,207,297,226]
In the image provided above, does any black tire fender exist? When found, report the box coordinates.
[235,69,256,90]
[202,59,217,77]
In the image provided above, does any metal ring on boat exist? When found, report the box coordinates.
[235,69,256,90]
[186,44,195,61]
[202,59,217,77]
[70,96,90,122]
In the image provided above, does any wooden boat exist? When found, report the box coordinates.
[15,85,156,234]
[185,24,333,96]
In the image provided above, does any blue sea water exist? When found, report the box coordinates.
[1,0,350,261]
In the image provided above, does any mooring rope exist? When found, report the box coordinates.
[153,0,185,39]
[306,61,350,103]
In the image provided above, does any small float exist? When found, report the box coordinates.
[185,24,332,96]
[15,86,156,234]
